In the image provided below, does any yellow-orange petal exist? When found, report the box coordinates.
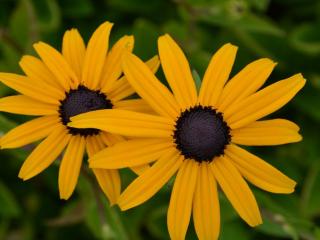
[122,52,179,119]
[118,148,182,210]
[218,58,276,111]
[226,144,296,193]
[81,21,113,90]
[62,29,86,81]
[106,55,160,102]
[18,125,71,180]
[19,55,62,90]
[224,74,306,129]
[69,109,174,138]
[211,156,262,227]
[0,115,60,149]
[193,163,220,240]
[168,160,199,240]
[0,95,58,115]
[0,73,63,104]
[89,138,173,169]
[114,99,153,114]
[100,35,134,92]
[34,42,78,90]
[198,43,238,107]
[158,34,197,109]
[59,135,86,200]
[86,135,121,205]
[232,119,302,146]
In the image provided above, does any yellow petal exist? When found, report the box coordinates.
[193,163,220,240]
[168,160,198,240]
[130,164,150,175]
[232,119,302,146]
[100,35,134,92]
[158,34,197,109]
[0,73,63,104]
[118,148,182,210]
[226,144,296,193]
[18,125,71,180]
[0,95,58,115]
[34,42,78,90]
[69,109,174,138]
[0,115,60,149]
[211,156,262,227]
[99,131,151,175]
[81,21,113,90]
[99,131,124,146]
[106,55,160,102]
[62,29,86,81]
[122,52,179,119]
[59,136,85,200]
[198,43,238,107]
[218,58,276,111]
[114,99,153,114]
[144,55,161,73]
[86,135,120,205]
[89,138,173,169]
[224,74,306,129]
[106,77,135,102]
[19,55,62,90]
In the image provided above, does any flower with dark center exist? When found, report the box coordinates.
[59,85,113,136]
[70,34,305,240]
[174,105,231,162]
[0,21,160,201]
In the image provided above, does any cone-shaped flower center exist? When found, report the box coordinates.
[59,85,113,136]
[174,106,231,163]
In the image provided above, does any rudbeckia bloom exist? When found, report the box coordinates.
[69,34,305,239]
[0,21,159,202]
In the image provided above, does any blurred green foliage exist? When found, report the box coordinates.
[1,0,320,239]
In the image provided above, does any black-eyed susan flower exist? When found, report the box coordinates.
[0,21,159,202]
[69,34,305,240]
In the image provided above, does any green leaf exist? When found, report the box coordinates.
[290,23,320,55]
[9,0,31,51]
[60,0,94,18]
[132,19,158,60]
[31,0,61,33]
[77,175,129,240]
[0,181,21,218]
[0,114,17,132]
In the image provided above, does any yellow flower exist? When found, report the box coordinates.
[0,21,159,202]
[69,34,306,239]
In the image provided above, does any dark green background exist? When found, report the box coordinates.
[1,0,320,239]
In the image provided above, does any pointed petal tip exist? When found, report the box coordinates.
[59,194,71,200]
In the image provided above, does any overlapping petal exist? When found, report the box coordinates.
[122,52,179,119]
[118,148,182,210]
[69,109,174,138]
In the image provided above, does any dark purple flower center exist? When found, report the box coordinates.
[173,106,231,163]
[59,85,113,136]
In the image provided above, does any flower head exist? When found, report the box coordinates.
[0,21,159,201]
[69,34,305,239]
